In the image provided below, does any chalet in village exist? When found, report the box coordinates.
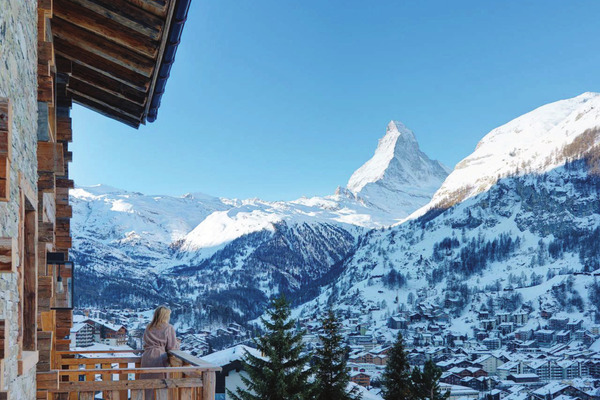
[0,0,220,398]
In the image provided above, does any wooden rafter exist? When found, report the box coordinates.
[53,0,160,59]
[54,38,149,92]
[67,77,145,117]
[70,63,147,106]
[128,0,169,18]
[70,94,140,127]
[52,17,155,77]
[51,0,188,126]
[64,0,164,40]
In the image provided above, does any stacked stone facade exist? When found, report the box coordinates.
[0,0,39,398]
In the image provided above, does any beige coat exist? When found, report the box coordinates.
[141,323,180,375]
[140,324,180,400]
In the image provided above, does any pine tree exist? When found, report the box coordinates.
[313,309,361,400]
[411,360,449,400]
[381,332,413,400]
[228,296,313,400]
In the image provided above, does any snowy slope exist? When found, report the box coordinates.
[295,92,600,340]
[412,92,600,219]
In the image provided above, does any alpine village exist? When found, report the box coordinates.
[2,1,600,400]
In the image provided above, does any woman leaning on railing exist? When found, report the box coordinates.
[141,305,181,399]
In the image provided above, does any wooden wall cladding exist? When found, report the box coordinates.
[0,319,5,388]
[0,98,11,201]
[0,238,17,273]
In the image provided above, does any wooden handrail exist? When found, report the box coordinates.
[58,366,208,377]
[49,348,219,399]
[168,350,222,371]
[51,377,204,392]
[56,349,143,354]
[58,356,141,365]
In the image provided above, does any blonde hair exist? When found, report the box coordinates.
[148,306,171,329]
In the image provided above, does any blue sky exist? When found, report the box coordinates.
[71,0,600,201]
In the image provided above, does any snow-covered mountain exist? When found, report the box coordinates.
[347,120,449,216]
[296,92,600,338]
[71,121,447,324]
[72,92,600,337]
[413,92,600,218]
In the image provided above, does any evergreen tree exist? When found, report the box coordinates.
[411,360,449,400]
[313,309,361,400]
[381,332,413,400]
[229,296,313,400]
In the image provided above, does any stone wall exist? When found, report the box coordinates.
[0,0,39,398]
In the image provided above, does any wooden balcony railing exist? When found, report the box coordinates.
[44,349,221,400]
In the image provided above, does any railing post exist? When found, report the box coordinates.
[202,371,215,400]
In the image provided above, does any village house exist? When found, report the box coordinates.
[350,371,371,388]
[68,323,93,348]
[535,330,556,347]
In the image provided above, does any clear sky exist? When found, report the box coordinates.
[71,0,600,201]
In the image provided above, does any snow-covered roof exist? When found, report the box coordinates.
[201,345,262,367]
[70,323,90,333]
[533,382,569,396]
[83,318,125,332]
[73,343,136,358]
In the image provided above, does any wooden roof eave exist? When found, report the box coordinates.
[52,0,190,128]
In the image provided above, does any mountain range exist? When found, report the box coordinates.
[71,92,600,334]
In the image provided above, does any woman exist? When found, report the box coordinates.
[141,306,180,398]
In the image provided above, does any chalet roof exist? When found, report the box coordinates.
[83,318,125,332]
[70,322,91,333]
[532,382,569,396]
[202,345,262,367]
[52,0,192,127]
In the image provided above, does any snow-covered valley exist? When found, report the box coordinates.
[73,93,600,342]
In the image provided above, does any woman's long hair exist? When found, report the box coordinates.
[148,306,171,329]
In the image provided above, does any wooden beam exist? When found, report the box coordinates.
[202,371,216,400]
[38,0,53,17]
[66,0,163,40]
[37,371,59,390]
[55,179,73,190]
[58,366,211,377]
[37,142,65,175]
[55,204,72,219]
[0,238,17,273]
[128,0,168,18]
[38,75,54,104]
[51,378,203,392]
[0,157,9,201]
[0,98,12,160]
[55,39,149,92]
[68,78,145,117]
[0,319,4,353]
[71,63,147,106]
[70,94,141,128]
[54,0,159,58]
[38,172,55,192]
[55,56,72,75]
[56,117,72,143]
[38,222,54,243]
[52,17,155,77]
[23,207,39,352]
[38,41,54,68]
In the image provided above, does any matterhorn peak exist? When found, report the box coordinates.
[386,120,418,144]
[345,121,448,218]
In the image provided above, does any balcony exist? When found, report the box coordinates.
[41,349,221,400]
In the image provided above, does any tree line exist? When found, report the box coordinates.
[229,296,447,400]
